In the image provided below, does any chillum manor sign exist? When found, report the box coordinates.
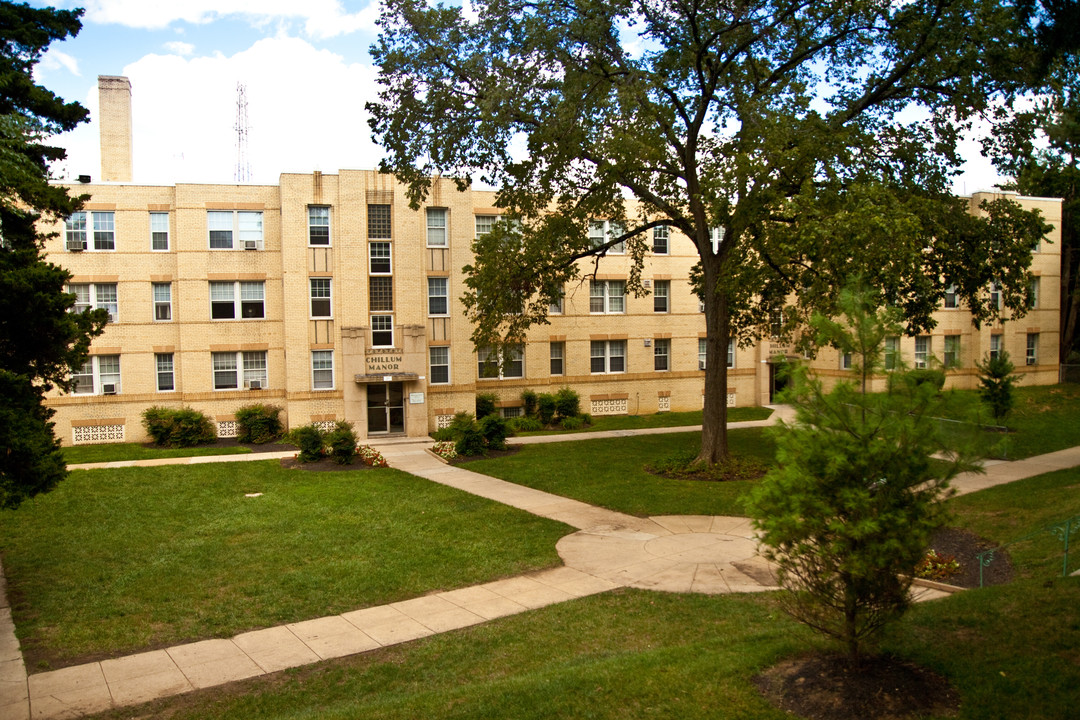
[366,353,403,373]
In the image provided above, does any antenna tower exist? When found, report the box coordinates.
[234,83,251,183]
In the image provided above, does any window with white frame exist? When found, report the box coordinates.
[915,335,930,369]
[990,334,1003,360]
[92,212,115,250]
[654,280,669,313]
[654,338,670,371]
[590,339,626,373]
[429,346,450,384]
[426,208,447,247]
[943,284,959,309]
[65,211,115,251]
[371,315,394,347]
[68,283,117,322]
[475,215,496,238]
[308,206,330,246]
[727,338,735,368]
[428,277,449,316]
[368,204,391,238]
[478,345,524,379]
[989,281,1002,310]
[589,219,624,253]
[210,281,264,319]
[549,290,564,314]
[312,350,334,389]
[652,225,669,254]
[152,282,171,321]
[207,210,263,250]
[212,350,267,390]
[150,212,169,251]
[310,278,331,318]
[370,276,393,311]
[72,355,120,395]
[501,406,523,419]
[549,341,564,375]
[369,242,392,274]
[1028,277,1040,309]
[156,353,175,391]
[885,336,900,370]
[943,335,960,368]
[1026,333,1039,365]
[65,212,86,250]
[841,351,852,370]
[699,338,707,370]
[589,280,625,313]
[710,226,725,253]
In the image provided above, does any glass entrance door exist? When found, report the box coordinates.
[367,382,405,434]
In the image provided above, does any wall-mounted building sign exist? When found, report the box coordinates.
[366,354,403,373]
[409,392,424,404]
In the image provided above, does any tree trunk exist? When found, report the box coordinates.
[1061,245,1079,363]
[695,249,730,465]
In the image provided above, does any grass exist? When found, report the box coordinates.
[464,427,776,517]
[513,406,773,436]
[62,442,253,464]
[988,383,1080,458]
[0,461,569,667]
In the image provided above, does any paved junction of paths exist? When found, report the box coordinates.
[4,410,1080,719]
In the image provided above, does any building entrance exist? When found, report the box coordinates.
[367,382,405,434]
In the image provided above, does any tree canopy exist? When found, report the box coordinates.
[0,1,107,509]
[370,0,1050,463]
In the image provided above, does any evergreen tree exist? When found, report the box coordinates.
[977,350,1020,424]
[0,2,107,509]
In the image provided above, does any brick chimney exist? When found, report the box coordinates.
[98,75,133,182]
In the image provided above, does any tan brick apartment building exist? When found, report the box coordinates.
[41,77,1064,445]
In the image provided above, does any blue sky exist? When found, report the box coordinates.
[31,0,1006,192]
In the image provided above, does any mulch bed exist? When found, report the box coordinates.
[278,456,379,472]
[448,445,523,465]
[926,526,1013,589]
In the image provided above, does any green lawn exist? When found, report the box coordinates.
[0,461,569,668]
[514,406,773,436]
[62,442,253,464]
[465,427,775,517]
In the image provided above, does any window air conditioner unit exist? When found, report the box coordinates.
[101,383,117,395]
[246,379,263,390]
[243,240,258,250]
[66,240,85,251]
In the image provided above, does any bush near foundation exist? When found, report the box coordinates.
[234,404,284,444]
[325,421,359,464]
[475,392,499,419]
[287,424,325,463]
[142,406,216,448]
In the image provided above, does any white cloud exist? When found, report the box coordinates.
[163,41,195,56]
[38,48,81,77]
[79,0,380,37]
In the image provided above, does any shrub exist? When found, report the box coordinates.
[431,427,456,442]
[510,415,543,432]
[357,446,388,467]
[325,420,358,465]
[448,411,476,439]
[560,415,585,431]
[896,368,946,392]
[456,425,487,457]
[521,389,538,417]
[554,387,580,419]
[579,413,593,427]
[977,351,1019,423]
[234,404,284,444]
[537,393,557,425]
[141,406,216,448]
[478,414,510,450]
[287,424,325,463]
[475,392,499,418]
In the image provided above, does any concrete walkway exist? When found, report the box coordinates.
[5,409,1078,719]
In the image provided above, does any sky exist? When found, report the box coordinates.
[32,0,1007,193]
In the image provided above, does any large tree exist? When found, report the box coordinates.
[0,1,107,509]
[370,0,1048,464]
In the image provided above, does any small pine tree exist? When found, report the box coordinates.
[977,351,1019,424]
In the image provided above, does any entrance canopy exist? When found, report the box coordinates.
[353,372,419,384]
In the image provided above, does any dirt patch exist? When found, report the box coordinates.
[755,652,960,720]
[926,526,1013,589]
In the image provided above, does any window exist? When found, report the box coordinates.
[475,215,496,238]
[210,281,264,319]
[699,338,707,370]
[654,338,670,371]
[152,282,172,321]
[68,283,118,322]
[589,220,624,253]
[428,277,449,316]
[943,335,960,369]
[943,285,959,309]
[990,334,1003,360]
[369,242,392,274]
[590,340,626,373]
[371,315,394,347]
[370,276,393,311]
[429,346,450,384]
[92,212,115,250]
[368,204,391,238]
[589,280,625,313]
[156,353,175,392]
[727,338,735,368]
[501,406,522,419]
[885,336,900,370]
[212,351,266,390]
[308,206,330,246]
[1026,333,1039,366]
[65,211,114,251]
[652,225,669,254]
[1028,277,1040,309]
[65,212,86,250]
[654,280,669,313]
[72,355,120,395]
[150,212,169,251]
[478,345,524,379]
[989,281,1002,310]
[550,341,564,375]
[841,351,852,370]
[710,227,725,253]
[549,290,564,315]
[207,210,263,250]
[426,208,447,247]
[310,278,332,318]
[312,350,334,389]
[915,336,930,369]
